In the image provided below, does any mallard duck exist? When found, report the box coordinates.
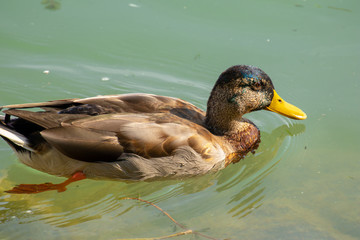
[0,65,306,193]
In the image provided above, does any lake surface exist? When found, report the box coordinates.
[0,0,359,239]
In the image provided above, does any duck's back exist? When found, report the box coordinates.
[3,94,206,127]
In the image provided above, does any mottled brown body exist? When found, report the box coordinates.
[1,65,291,182]
[0,93,261,180]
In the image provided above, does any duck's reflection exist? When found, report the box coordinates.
[0,123,305,227]
[217,123,306,218]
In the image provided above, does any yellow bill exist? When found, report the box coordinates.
[266,90,307,120]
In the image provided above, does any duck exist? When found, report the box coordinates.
[0,65,306,194]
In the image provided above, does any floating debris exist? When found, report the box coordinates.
[41,0,61,10]
[101,77,110,81]
[128,3,139,8]
[43,70,50,74]
[328,6,351,12]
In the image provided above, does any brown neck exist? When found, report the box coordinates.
[205,95,246,135]
[204,84,251,135]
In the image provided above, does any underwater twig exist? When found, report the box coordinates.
[116,229,193,240]
[119,197,220,240]
[122,197,186,229]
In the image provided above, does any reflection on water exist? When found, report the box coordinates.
[0,122,305,235]
[216,122,306,218]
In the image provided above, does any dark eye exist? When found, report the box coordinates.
[252,82,261,91]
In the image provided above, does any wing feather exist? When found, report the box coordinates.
[40,127,124,162]
[1,94,218,164]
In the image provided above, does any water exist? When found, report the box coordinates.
[0,0,359,239]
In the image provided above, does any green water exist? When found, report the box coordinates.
[0,0,359,239]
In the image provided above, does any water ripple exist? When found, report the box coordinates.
[213,114,306,219]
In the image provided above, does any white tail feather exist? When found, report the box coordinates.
[0,124,35,152]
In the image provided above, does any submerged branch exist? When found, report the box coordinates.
[119,197,221,240]
[117,229,193,240]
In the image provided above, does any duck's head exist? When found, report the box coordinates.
[205,65,306,133]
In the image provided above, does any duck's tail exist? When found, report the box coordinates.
[0,116,35,152]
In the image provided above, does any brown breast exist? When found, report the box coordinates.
[223,122,261,166]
